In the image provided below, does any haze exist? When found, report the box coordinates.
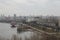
[0,0,60,16]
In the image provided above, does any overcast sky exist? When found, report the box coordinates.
[0,0,60,16]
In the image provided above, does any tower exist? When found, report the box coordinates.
[14,14,16,20]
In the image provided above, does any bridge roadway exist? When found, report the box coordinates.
[20,23,59,35]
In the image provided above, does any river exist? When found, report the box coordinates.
[0,23,41,40]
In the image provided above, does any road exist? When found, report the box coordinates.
[21,23,58,35]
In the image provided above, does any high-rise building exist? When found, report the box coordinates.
[14,14,16,20]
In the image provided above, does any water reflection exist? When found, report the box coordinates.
[17,28,29,33]
[0,23,41,40]
[17,29,28,33]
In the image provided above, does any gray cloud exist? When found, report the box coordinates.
[0,0,60,16]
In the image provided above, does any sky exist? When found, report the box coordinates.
[0,0,60,16]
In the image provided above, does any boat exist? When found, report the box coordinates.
[11,24,16,28]
[10,21,16,28]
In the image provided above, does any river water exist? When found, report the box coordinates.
[0,23,17,39]
[0,23,41,40]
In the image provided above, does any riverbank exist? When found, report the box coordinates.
[0,23,60,40]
